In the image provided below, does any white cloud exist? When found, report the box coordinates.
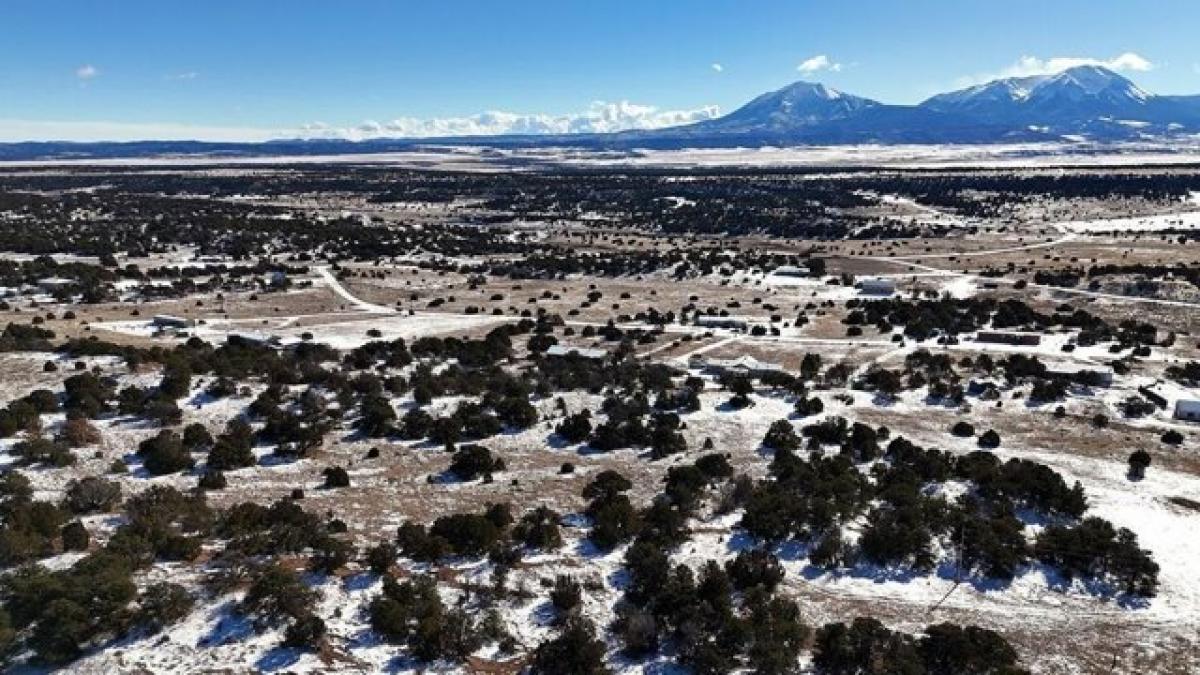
[711,63,723,73]
[165,71,199,81]
[0,118,276,143]
[75,64,98,80]
[958,52,1156,87]
[293,100,721,140]
[0,100,720,143]
[797,55,842,74]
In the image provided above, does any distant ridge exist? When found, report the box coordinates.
[5,66,1200,160]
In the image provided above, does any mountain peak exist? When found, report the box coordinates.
[668,78,880,137]
[921,64,1155,122]
[774,80,846,101]
[1041,64,1147,100]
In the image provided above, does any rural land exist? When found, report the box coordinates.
[0,150,1197,674]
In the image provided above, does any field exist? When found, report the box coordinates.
[0,157,1198,674]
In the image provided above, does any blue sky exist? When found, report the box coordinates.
[1,0,1197,141]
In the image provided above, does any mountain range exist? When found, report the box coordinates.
[611,65,1200,146]
[4,65,1200,160]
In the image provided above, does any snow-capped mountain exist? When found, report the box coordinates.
[685,81,880,134]
[920,65,1199,132]
[5,66,1200,160]
[611,65,1200,145]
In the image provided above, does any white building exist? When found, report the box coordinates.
[545,345,608,360]
[771,265,809,277]
[36,277,75,293]
[1174,399,1200,422]
[690,354,784,377]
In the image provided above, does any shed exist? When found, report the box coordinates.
[1174,399,1200,422]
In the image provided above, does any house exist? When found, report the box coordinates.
[976,331,1042,346]
[152,314,196,329]
[695,316,750,331]
[1174,399,1200,422]
[689,354,784,377]
[545,345,608,360]
[857,278,896,296]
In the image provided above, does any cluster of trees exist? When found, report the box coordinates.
[368,574,496,663]
[0,472,72,566]
[1166,360,1200,386]
[0,484,214,664]
[739,424,1158,595]
[814,618,1028,675]
[0,170,533,263]
[844,295,1141,348]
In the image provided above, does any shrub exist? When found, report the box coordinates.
[323,466,351,488]
[1127,450,1151,480]
[429,511,506,557]
[950,421,975,437]
[198,469,227,490]
[283,613,327,650]
[369,574,481,662]
[549,575,582,616]
[813,618,923,675]
[448,444,504,481]
[240,564,317,626]
[513,506,563,550]
[61,521,90,551]
[137,431,193,475]
[138,582,195,632]
[1034,517,1159,597]
[207,433,256,471]
[725,548,784,592]
[555,411,592,443]
[794,395,824,417]
[60,417,101,447]
[366,542,397,575]
[529,618,610,675]
[919,623,1024,675]
[13,438,75,467]
[182,423,215,451]
[977,429,1001,448]
[64,476,122,514]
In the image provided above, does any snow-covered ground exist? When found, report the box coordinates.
[1058,209,1200,233]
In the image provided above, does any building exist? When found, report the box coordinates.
[152,314,196,329]
[226,332,280,348]
[689,354,784,377]
[1045,364,1115,387]
[695,316,750,331]
[36,277,75,293]
[545,345,608,360]
[771,265,810,277]
[1174,399,1200,422]
[857,278,896,296]
[976,331,1042,346]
